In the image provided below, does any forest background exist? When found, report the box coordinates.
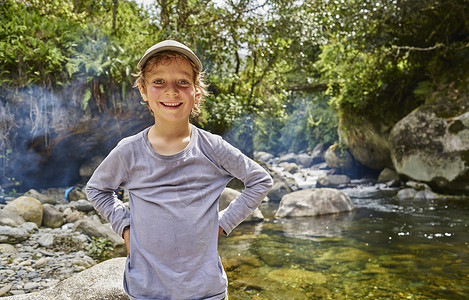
[1,0,468,191]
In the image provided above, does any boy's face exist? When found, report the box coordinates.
[139,57,198,124]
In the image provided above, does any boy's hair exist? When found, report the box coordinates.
[133,51,209,117]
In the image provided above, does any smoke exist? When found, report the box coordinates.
[0,81,152,192]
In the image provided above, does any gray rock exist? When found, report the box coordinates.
[0,209,26,227]
[219,188,264,222]
[317,175,351,187]
[275,188,354,218]
[296,153,313,167]
[397,188,417,200]
[414,190,439,201]
[0,243,18,254]
[284,163,299,174]
[0,226,30,243]
[278,153,297,164]
[71,200,94,212]
[267,181,291,202]
[23,190,56,205]
[3,257,128,300]
[37,234,54,248]
[254,151,275,162]
[73,219,126,257]
[378,168,400,183]
[389,97,469,193]
[3,197,43,227]
[19,222,38,234]
[67,189,87,202]
[42,204,64,229]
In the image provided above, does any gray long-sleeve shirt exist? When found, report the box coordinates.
[86,125,273,300]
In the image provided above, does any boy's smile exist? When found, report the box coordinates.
[140,57,198,124]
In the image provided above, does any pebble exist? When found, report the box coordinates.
[0,227,96,296]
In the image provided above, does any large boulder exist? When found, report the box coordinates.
[23,189,57,205]
[219,188,264,222]
[3,196,43,227]
[389,98,469,193]
[275,188,354,218]
[73,218,126,257]
[4,257,129,300]
[338,118,393,170]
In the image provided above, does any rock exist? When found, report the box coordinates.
[0,209,26,227]
[284,163,299,174]
[42,204,64,229]
[67,189,87,202]
[0,243,18,254]
[339,117,393,170]
[70,200,94,212]
[73,219,126,257]
[33,257,50,268]
[254,151,275,162]
[3,197,43,227]
[267,181,291,203]
[414,190,439,201]
[378,168,400,183]
[397,188,417,200]
[278,153,297,164]
[0,284,13,296]
[317,175,351,188]
[219,188,264,222]
[23,190,56,205]
[406,181,431,191]
[275,188,354,218]
[297,153,313,167]
[389,97,469,193]
[37,234,55,248]
[268,268,327,285]
[4,257,128,300]
[0,226,30,243]
[65,211,85,223]
[324,144,356,175]
[310,143,326,164]
[19,222,38,234]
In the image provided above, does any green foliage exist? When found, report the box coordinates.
[87,237,114,262]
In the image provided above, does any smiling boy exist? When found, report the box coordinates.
[86,40,273,300]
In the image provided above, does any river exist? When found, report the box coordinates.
[218,182,469,299]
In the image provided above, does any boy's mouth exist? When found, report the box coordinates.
[160,102,182,108]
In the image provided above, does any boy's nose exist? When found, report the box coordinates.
[165,82,179,95]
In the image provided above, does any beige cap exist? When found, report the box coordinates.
[137,40,202,71]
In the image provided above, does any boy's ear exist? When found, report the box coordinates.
[195,92,201,104]
[138,84,148,102]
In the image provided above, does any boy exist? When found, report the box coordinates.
[85,40,273,300]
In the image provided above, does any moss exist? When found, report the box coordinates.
[448,120,464,134]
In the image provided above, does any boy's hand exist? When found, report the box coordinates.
[123,227,130,256]
[218,226,224,237]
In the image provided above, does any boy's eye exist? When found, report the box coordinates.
[178,80,190,85]
[153,79,164,84]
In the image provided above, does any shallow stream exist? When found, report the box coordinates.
[218,184,469,299]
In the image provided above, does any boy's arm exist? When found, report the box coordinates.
[217,139,273,235]
[85,146,131,238]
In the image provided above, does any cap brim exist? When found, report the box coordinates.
[137,40,202,71]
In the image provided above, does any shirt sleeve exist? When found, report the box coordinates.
[216,138,273,235]
[85,144,131,237]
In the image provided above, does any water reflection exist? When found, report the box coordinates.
[277,212,354,240]
[219,187,469,299]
